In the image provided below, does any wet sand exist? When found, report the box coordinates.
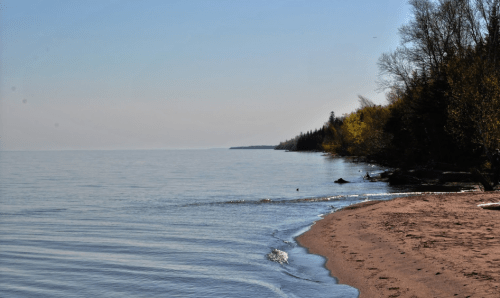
[297,192,500,298]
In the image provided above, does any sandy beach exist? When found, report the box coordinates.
[297,192,500,298]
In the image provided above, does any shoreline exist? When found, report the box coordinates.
[296,192,500,298]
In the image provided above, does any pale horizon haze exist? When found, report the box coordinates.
[1,0,410,150]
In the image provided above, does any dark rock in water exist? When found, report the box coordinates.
[334,178,349,184]
[380,171,391,178]
[388,169,422,185]
[387,168,476,186]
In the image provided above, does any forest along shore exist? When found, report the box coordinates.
[297,192,500,298]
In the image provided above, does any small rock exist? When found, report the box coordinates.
[334,178,350,183]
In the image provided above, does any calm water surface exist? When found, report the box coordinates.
[1,149,417,297]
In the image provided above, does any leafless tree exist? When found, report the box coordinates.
[378,0,499,93]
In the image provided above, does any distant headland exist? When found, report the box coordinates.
[229,145,277,149]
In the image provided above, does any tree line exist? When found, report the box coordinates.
[278,0,500,189]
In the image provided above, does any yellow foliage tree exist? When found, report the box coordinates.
[329,105,392,156]
[342,112,367,155]
[322,125,344,154]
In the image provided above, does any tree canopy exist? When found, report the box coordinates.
[278,0,500,188]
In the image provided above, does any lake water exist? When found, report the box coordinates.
[1,149,422,297]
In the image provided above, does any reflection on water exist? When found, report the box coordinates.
[0,149,471,298]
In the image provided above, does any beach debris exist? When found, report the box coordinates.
[477,202,500,210]
[334,178,350,183]
[267,249,288,264]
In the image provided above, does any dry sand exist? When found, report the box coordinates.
[297,192,500,298]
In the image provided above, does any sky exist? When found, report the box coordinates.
[0,0,411,150]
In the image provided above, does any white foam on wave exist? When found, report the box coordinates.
[267,249,288,264]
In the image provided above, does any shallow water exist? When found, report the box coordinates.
[1,149,428,297]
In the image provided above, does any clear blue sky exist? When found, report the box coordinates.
[1,0,410,150]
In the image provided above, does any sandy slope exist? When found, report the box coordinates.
[297,192,500,298]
